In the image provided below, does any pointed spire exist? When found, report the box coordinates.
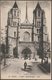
[36,2,41,9]
[33,2,41,13]
[26,1,28,20]
[22,1,30,24]
[13,1,18,8]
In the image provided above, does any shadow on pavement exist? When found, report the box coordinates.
[21,65,32,72]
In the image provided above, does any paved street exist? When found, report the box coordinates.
[1,58,51,79]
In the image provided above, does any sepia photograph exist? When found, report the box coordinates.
[0,0,51,79]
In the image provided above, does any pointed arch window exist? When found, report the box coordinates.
[38,36,40,41]
[14,10,16,16]
[37,10,40,17]
[13,22,17,26]
[37,21,41,27]
[14,31,16,37]
[37,29,40,33]
[38,10,40,17]
[23,31,30,42]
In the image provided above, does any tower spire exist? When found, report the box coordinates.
[26,1,28,20]
[13,0,18,8]
[23,1,30,24]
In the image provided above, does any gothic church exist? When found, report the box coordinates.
[6,1,49,59]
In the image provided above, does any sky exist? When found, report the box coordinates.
[0,0,51,43]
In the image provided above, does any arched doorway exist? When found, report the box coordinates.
[13,47,18,58]
[22,47,32,59]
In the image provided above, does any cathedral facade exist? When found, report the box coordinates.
[6,2,49,59]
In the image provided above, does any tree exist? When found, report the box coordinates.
[1,43,6,66]
[5,25,9,55]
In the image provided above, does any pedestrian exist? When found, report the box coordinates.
[24,61,27,70]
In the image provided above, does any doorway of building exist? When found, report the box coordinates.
[13,47,18,58]
[22,47,32,59]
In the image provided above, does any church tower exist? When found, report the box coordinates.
[7,1,20,56]
[33,2,44,42]
[8,1,20,26]
[33,2,49,52]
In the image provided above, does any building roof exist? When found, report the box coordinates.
[36,2,41,9]
[33,2,42,13]
[13,1,18,8]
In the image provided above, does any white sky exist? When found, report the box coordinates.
[0,0,51,43]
